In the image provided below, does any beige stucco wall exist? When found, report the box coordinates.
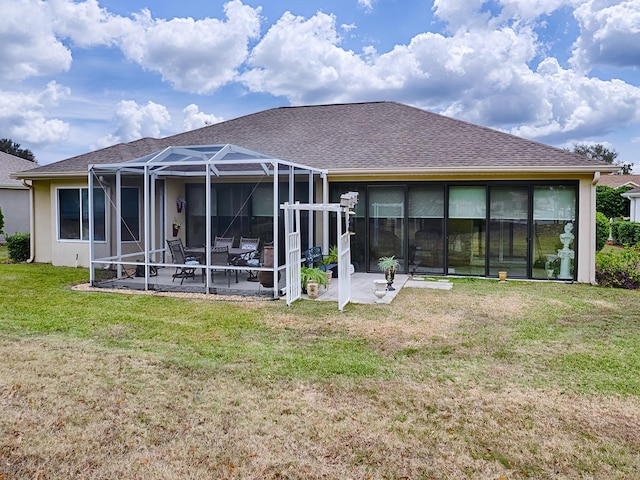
[32,180,53,264]
[166,179,186,242]
[577,177,597,284]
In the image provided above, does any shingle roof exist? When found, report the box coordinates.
[597,174,640,188]
[0,151,37,186]
[17,101,615,178]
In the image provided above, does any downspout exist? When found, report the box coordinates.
[22,179,35,263]
[590,172,601,284]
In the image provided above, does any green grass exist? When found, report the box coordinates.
[0,244,7,262]
[397,278,640,396]
[0,263,389,382]
[2,264,639,395]
[2,264,640,479]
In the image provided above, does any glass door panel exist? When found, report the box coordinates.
[532,185,576,279]
[448,186,486,275]
[408,186,444,274]
[488,187,528,277]
[369,186,405,272]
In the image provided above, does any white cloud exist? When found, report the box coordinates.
[48,0,135,47]
[242,11,378,103]
[357,0,374,12]
[432,0,492,31]
[242,10,540,112]
[118,0,261,93]
[512,57,640,139]
[182,105,223,131]
[0,0,72,82]
[241,4,640,144]
[0,82,71,144]
[96,100,171,148]
[571,0,640,71]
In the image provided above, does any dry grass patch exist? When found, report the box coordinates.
[2,336,639,479]
[262,288,530,353]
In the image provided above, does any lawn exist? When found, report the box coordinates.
[1,263,639,479]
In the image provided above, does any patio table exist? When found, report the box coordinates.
[184,247,258,283]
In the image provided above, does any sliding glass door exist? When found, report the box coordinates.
[447,186,486,275]
[409,186,444,274]
[368,186,405,272]
[488,187,529,277]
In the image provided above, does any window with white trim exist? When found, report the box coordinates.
[58,188,106,241]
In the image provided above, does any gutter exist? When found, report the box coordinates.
[328,165,621,177]
[12,171,87,180]
[21,179,35,263]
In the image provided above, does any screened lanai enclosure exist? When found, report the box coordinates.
[87,145,329,298]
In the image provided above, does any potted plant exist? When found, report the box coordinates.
[172,221,181,237]
[319,245,338,278]
[300,266,328,294]
[378,255,400,291]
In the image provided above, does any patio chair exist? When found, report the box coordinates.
[239,236,260,251]
[167,239,202,285]
[231,236,261,281]
[214,236,235,249]
[302,246,324,268]
[209,245,231,287]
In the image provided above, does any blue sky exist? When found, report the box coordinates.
[1,0,639,167]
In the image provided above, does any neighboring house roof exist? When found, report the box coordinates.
[0,151,37,188]
[15,101,617,180]
[622,186,640,198]
[597,174,640,188]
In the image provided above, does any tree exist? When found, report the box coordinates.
[0,138,35,162]
[572,143,632,175]
[596,185,632,218]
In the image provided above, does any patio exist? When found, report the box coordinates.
[92,265,411,305]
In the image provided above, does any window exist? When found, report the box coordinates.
[58,188,106,241]
[121,187,140,242]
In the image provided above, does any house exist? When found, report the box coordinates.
[14,101,617,285]
[0,152,33,243]
[597,174,640,189]
[622,188,640,222]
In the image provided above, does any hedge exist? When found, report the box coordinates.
[5,232,30,262]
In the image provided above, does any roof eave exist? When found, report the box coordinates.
[328,165,619,177]
[12,170,87,180]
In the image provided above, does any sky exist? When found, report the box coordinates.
[1,0,639,167]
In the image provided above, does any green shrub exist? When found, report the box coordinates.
[0,206,4,235]
[596,245,640,289]
[6,232,30,262]
[596,185,632,218]
[613,221,640,246]
[595,212,610,251]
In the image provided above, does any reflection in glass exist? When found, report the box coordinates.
[409,186,444,274]
[369,187,404,272]
[532,186,576,279]
[448,186,486,275]
[488,187,528,277]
